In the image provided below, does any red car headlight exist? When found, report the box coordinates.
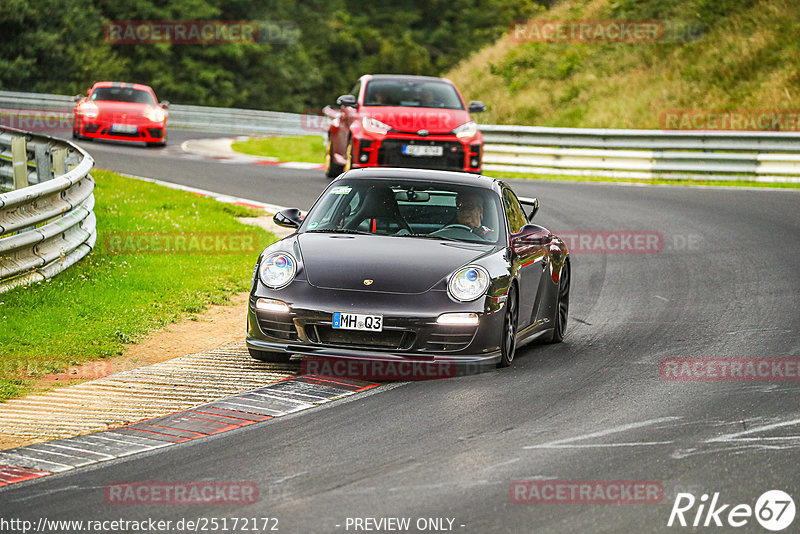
[452,121,478,139]
[143,106,166,123]
[362,116,391,135]
[78,102,99,119]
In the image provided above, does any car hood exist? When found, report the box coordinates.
[92,101,155,120]
[298,233,496,294]
[364,107,471,134]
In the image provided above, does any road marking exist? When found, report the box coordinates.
[522,416,680,449]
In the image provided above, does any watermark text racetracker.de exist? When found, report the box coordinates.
[104,481,258,505]
[661,358,800,381]
[660,110,800,131]
[509,480,663,504]
[1,108,72,133]
[301,356,460,381]
[1,359,112,379]
[0,516,279,533]
[104,20,299,44]
[552,231,702,254]
[510,19,704,44]
[102,231,259,255]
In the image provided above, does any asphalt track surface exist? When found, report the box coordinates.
[1,128,799,533]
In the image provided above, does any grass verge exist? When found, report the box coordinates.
[483,170,800,188]
[231,135,325,163]
[0,170,275,401]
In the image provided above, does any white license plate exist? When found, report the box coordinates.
[111,124,137,133]
[403,144,443,157]
[332,312,383,331]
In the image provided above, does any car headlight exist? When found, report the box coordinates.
[448,265,489,302]
[452,121,477,138]
[362,116,391,135]
[259,252,297,289]
[78,102,99,119]
[144,106,166,122]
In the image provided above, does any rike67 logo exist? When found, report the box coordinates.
[668,490,795,531]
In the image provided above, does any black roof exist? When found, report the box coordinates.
[335,167,499,190]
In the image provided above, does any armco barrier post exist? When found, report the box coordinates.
[11,135,27,190]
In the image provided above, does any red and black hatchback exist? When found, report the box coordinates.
[73,82,169,147]
[324,75,486,177]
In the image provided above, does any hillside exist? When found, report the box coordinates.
[446,0,800,128]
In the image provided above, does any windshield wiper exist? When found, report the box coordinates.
[394,233,462,242]
[305,228,373,235]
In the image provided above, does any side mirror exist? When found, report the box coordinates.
[517,196,539,220]
[511,224,551,255]
[273,208,303,229]
[160,100,170,109]
[468,100,487,113]
[336,94,357,108]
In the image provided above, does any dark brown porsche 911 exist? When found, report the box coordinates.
[246,168,570,375]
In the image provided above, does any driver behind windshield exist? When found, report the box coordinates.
[455,192,492,237]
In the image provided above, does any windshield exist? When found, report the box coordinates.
[302,179,503,244]
[363,79,464,109]
[91,87,156,104]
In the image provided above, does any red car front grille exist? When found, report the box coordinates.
[377,139,465,171]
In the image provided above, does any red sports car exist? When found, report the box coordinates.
[324,74,486,177]
[73,82,168,146]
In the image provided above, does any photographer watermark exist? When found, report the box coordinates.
[1,359,112,379]
[104,481,258,505]
[103,231,259,255]
[1,108,72,133]
[668,489,795,530]
[104,20,299,45]
[510,480,663,504]
[553,231,702,254]
[300,109,331,133]
[510,19,663,43]
[661,358,800,381]
[301,356,458,381]
[510,19,704,44]
[661,110,800,131]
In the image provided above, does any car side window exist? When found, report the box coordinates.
[503,189,527,234]
[350,82,361,100]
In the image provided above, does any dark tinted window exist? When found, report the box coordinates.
[303,179,502,244]
[363,79,464,109]
[91,87,156,104]
[349,82,361,99]
[503,189,527,233]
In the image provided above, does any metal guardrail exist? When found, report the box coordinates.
[0,90,316,137]
[2,90,799,182]
[479,125,800,182]
[0,126,96,294]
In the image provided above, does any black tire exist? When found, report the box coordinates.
[498,284,518,367]
[547,260,570,343]
[248,348,292,363]
[72,120,81,139]
[325,138,343,178]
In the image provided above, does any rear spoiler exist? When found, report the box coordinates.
[517,196,539,220]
